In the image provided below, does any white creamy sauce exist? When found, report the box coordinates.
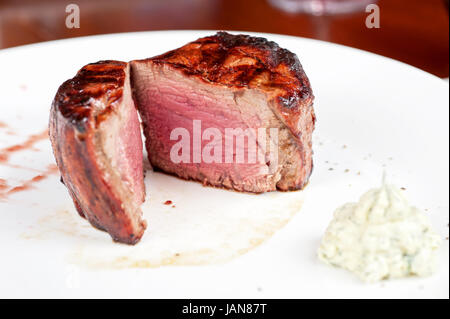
[318,182,442,282]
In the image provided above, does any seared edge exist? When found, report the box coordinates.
[149,31,316,140]
[49,61,146,244]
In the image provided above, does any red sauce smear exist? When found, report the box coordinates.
[0,178,8,191]
[164,200,173,205]
[0,129,48,163]
[0,162,43,172]
[0,164,58,200]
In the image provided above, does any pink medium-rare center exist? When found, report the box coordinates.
[132,62,282,193]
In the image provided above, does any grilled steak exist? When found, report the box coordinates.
[49,61,147,244]
[131,32,315,193]
[50,32,315,243]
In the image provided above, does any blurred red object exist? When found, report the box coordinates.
[267,0,377,15]
[0,0,448,77]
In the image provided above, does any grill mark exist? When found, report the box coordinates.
[148,32,313,108]
[54,61,127,126]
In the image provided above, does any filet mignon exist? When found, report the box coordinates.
[131,32,315,193]
[49,61,147,244]
[49,32,315,244]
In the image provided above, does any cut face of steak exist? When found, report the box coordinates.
[49,61,146,244]
[131,32,315,193]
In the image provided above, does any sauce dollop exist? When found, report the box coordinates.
[318,182,442,282]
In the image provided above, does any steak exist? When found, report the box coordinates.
[49,61,147,244]
[131,32,315,193]
[49,32,315,244]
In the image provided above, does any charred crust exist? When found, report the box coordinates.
[53,60,127,127]
[214,31,303,75]
[150,32,314,109]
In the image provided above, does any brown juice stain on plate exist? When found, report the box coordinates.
[20,208,97,241]
[67,197,304,270]
[0,129,48,163]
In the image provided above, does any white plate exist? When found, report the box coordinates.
[0,31,448,299]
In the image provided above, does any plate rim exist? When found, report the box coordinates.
[0,29,448,86]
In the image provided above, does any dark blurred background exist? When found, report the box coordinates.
[0,0,448,77]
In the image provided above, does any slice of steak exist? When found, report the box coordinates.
[49,61,146,244]
[131,32,315,193]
